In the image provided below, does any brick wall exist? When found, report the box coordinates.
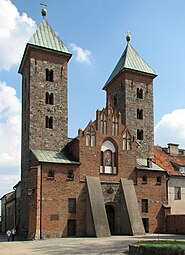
[166,214,185,234]
[135,169,167,233]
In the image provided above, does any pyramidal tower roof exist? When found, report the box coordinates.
[103,38,157,89]
[28,18,71,55]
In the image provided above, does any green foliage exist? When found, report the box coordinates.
[135,240,185,246]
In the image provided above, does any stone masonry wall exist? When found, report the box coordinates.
[105,71,155,159]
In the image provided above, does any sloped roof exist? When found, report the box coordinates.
[32,149,79,165]
[136,158,165,172]
[28,18,71,55]
[103,43,157,89]
[154,146,185,176]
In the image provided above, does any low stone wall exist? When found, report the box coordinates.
[129,244,185,255]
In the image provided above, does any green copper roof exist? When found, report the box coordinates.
[32,149,79,164]
[103,43,157,89]
[28,18,71,55]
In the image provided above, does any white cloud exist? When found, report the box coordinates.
[0,0,36,71]
[70,43,92,65]
[0,174,20,198]
[0,82,21,169]
[155,109,185,148]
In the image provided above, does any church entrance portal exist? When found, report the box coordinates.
[106,204,115,235]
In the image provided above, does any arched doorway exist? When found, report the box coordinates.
[106,204,115,235]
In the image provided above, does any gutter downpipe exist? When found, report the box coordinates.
[40,163,43,240]
[166,173,170,204]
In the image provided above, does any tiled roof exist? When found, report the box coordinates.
[154,146,185,176]
[103,43,157,89]
[28,18,71,55]
[31,149,79,164]
[136,158,166,172]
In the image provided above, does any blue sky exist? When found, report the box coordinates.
[0,0,185,198]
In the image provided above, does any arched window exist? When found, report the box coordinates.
[137,109,143,120]
[46,68,54,82]
[45,92,49,104]
[49,116,53,129]
[45,116,53,129]
[157,176,161,184]
[101,112,107,134]
[142,175,147,183]
[137,88,143,99]
[100,140,117,174]
[50,69,54,82]
[137,129,143,140]
[45,92,54,105]
[112,114,119,135]
[46,68,50,81]
[86,126,96,147]
[49,93,54,105]
[48,170,54,179]
[123,130,131,150]
[67,170,74,180]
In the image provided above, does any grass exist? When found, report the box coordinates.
[135,240,185,246]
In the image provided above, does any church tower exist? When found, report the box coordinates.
[103,35,157,158]
[18,10,71,236]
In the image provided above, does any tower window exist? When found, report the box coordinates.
[123,130,131,150]
[86,126,96,147]
[45,92,54,105]
[137,88,143,99]
[100,112,107,134]
[45,116,53,129]
[112,114,119,135]
[137,109,143,119]
[46,68,54,82]
[137,129,143,140]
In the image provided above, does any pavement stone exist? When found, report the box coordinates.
[0,234,185,255]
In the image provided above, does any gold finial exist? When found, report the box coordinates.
[41,8,47,17]
[40,1,47,17]
[126,31,131,43]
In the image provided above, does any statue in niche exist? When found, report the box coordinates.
[105,150,112,166]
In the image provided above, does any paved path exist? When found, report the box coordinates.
[0,234,185,255]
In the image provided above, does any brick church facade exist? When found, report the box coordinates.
[1,13,170,239]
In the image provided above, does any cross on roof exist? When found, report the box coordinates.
[40,0,47,8]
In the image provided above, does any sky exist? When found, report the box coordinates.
[0,0,185,198]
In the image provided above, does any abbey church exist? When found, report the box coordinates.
[2,10,185,239]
